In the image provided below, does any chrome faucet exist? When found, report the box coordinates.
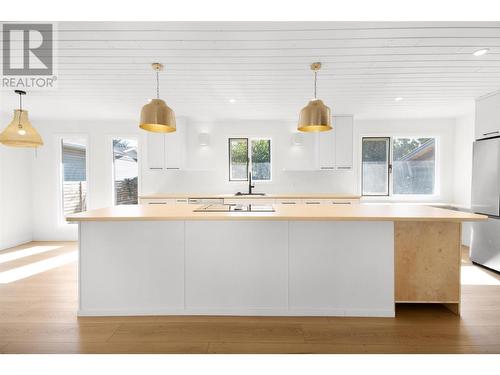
[248,171,255,194]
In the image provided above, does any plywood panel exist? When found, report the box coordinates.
[395,221,461,304]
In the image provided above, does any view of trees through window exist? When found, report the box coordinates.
[362,137,436,196]
[113,138,138,205]
[229,138,271,181]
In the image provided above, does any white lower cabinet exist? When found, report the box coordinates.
[223,198,276,205]
[139,198,175,205]
[275,199,301,205]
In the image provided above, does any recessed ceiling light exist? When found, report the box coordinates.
[473,48,490,57]
[394,97,403,102]
[229,98,236,103]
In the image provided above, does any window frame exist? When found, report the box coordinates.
[110,135,141,206]
[361,137,391,197]
[57,134,90,225]
[361,135,439,198]
[228,137,272,183]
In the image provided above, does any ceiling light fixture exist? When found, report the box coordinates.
[473,48,490,57]
[394,97,403,101]
[297,62,332,132]
[139,63,176,133]
[229,98,236,103]
[0,90,43,148]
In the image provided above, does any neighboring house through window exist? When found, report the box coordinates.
[362,137,436,196]
[61,138,87,218]
[112,138,139,205]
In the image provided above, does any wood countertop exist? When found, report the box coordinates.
[67,204,486,222]
[139,193,361,199]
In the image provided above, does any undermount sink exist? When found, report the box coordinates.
[234,192,266,196]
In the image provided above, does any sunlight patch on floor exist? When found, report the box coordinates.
[0,245,62,264]
[0,251,77,284]
[461,265,500,286]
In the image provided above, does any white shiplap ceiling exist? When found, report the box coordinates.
[2,21,500,121]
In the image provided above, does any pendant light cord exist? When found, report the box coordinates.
[156,70,160,99]
[314,71,317,99]
[18,92,23,127]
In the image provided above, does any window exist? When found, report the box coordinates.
[362,137,436,196]
[61,138,87,217]
[229,138,271,181]
[112,138,138,205]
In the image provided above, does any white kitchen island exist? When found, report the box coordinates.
[67,204,485,317]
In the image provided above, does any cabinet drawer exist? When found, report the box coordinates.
[301,199,329,205]
[224,198,276,205]
[276,199,301,205]
[139,199,174,205]
[330,199,359,205]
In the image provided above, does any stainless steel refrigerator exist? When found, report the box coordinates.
[470,136,500,272]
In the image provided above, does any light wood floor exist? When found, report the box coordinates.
[1,241,500,354]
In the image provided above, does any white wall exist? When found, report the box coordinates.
[452,114,475,246]
[452,114,474,209]
[0,140,33,250]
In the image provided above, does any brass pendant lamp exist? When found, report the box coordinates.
[139,63,176,133]
[297,62,332,132]
[0,90,44,148]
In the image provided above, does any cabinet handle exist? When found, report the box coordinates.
[483,131,500,136]
[332,202,350,205]
[149,167,163,170]
[320,167,334,170]
[281,202,296,205]
[337,166,352,170]
[305,202,321,205]
[148,202,167,205]
[166,167,180,170]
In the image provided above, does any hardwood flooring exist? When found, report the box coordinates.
[1,241,500,354]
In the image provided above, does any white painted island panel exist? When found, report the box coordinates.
[185,221,288,314]
[79,221,185,315]
[289,221,394,316]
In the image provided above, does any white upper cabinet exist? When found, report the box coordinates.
[476,91,500,140]
[318,126,335,170]
[317,115,354,170]
[145,119,186,170]
[146,132,165,170]
[164,120,185,170]
[334,115,354,170]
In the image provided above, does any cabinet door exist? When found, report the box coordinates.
[476,93,500,140]
[335,116,353,170]
[301,199,329,205]
[164,121,185,170]
[318,127,335,170]
[146,132,165,170]
[275,199,301,205]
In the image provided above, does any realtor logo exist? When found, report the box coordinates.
[1,23,57,89]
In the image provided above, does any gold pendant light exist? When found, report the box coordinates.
[297,62,332,132]
[139,63,176,133]
[0,90,43,148]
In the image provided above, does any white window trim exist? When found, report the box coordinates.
[56,134,90,226]
[109,134,141,206]
[360,134,440,199]
[227,136,273,183]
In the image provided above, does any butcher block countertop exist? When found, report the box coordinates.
[139,193,361,199]
[67,204,486,222]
